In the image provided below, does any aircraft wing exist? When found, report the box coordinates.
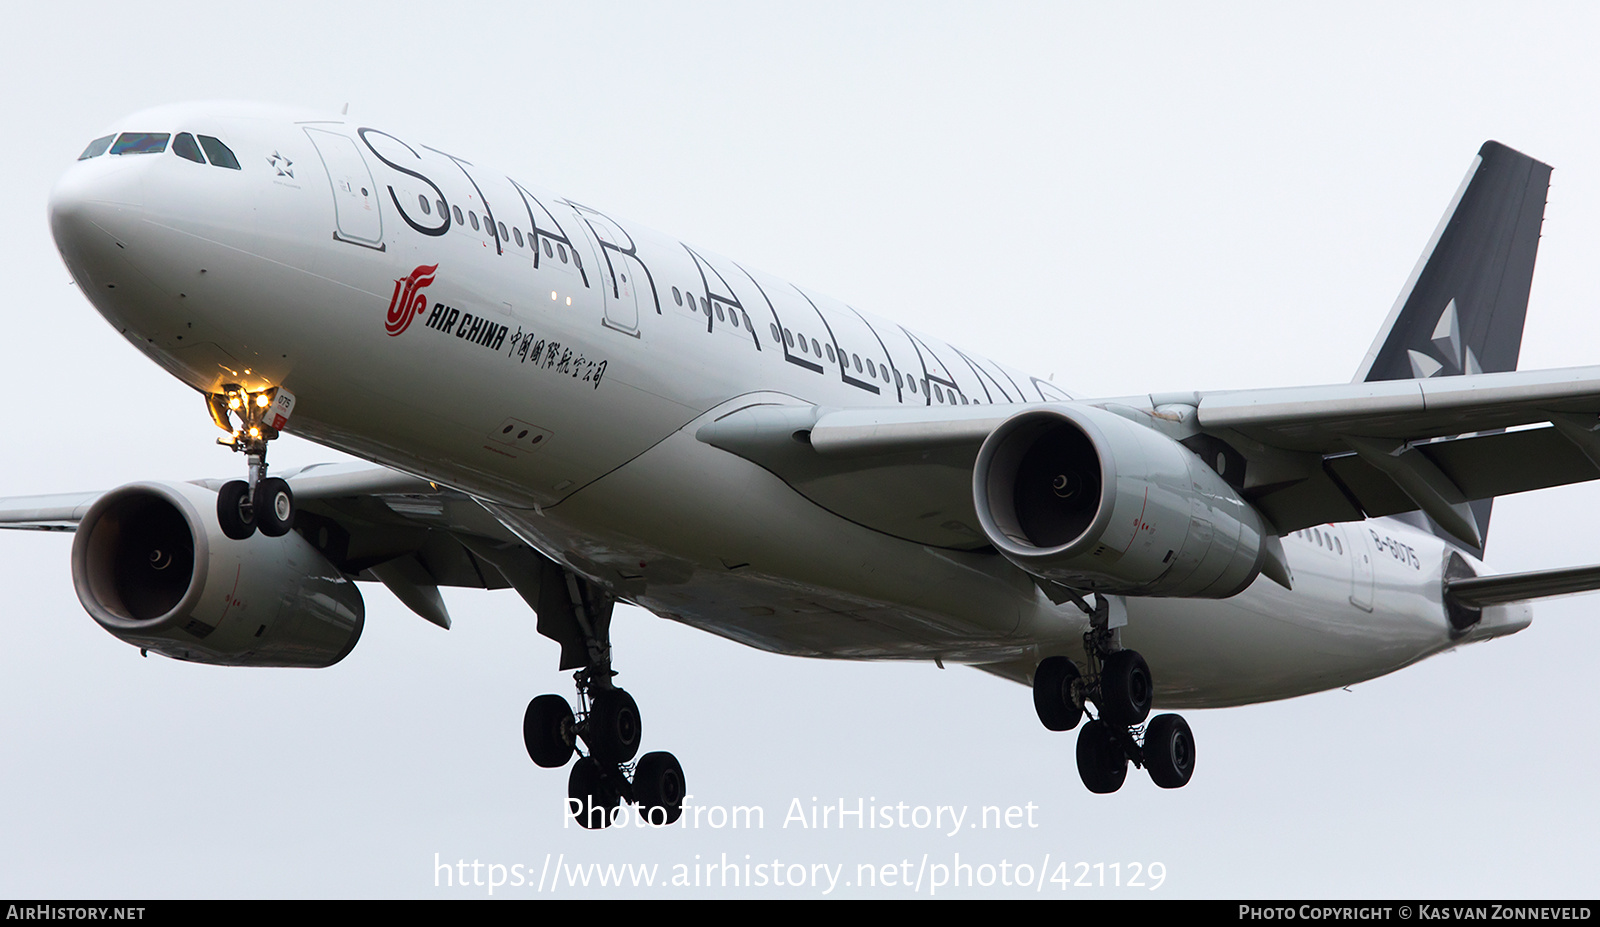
[0,462,561,633]
[1193,366,1600,539]
[698,363,1600,551]
[0,492,102,531]
[0,462,440,531]
[1447,563,1600,608]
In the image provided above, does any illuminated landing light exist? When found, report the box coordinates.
[566,297,572,305]
[550,291,557,300]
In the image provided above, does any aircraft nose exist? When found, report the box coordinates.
[48,159,144,271]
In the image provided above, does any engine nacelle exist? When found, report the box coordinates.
[974,405,1269,598]
[71,480,364,667]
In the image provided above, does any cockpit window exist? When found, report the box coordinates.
[78,135,115,160]
[110,132,170,155]
[172,133,206,164]
[197,135,240,170]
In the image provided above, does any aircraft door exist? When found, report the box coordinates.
[1343,525,1375,612]
[569,203,644,336]
[304,128,384,250]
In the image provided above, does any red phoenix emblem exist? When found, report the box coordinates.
[385,264,438,336]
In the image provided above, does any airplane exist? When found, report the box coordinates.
[16,100,1600,828]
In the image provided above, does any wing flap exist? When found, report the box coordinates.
[1249,426,1600,533]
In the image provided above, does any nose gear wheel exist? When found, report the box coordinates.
[207,385,296,541]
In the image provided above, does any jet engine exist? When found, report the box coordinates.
[71,480,364,666]
[974,405,1271,598]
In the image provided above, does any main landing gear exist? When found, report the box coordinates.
[521,568,685,829]
[1032,594,1196,793]
[207,384,297,541]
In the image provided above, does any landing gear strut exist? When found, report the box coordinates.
[208,384,297,540]
[520,567,684,828]
[1032,591,1196,793]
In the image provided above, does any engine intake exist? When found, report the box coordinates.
[71,481,364,667]
[974,405,1269,598]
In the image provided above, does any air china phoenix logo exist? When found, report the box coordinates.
[385,264,439,336]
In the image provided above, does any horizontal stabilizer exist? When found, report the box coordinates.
[1447,563,1600,608]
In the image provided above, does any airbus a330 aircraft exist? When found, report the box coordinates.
[17,101,1600,827]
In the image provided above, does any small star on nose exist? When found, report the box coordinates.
[267,151,294,178]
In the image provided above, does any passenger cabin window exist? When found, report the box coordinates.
[78,135,114,160]
[197,135,240,169]
[172,133,206,164]
[452,205,464,225]
[418,194,432,215]
[110,133,170,155]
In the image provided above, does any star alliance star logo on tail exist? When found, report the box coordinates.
[386,264,439,336]
[1407,298,1482,378]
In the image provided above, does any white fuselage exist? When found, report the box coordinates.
[47,102,1531,708]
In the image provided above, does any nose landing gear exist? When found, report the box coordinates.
[207,385,296,540]
[1033,591,1196,793]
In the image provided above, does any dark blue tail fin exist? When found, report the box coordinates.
[1354,141,1552,555]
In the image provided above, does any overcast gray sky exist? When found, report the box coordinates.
[2,2,1598,898]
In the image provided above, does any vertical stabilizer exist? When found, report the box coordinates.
[1354,141,1552,555]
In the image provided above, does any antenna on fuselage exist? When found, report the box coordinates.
[340,103,349,116]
